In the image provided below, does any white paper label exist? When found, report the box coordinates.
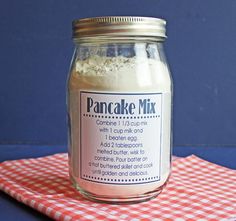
[80,91,163,185]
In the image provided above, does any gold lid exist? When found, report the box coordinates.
[73,16,167,40]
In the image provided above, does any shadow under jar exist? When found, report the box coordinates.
[67,16,173,204]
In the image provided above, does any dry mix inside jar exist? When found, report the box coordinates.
[67,16,173,203]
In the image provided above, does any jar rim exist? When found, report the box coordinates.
[72,16,167,41]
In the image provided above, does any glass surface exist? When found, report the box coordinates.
[67,39,172,203]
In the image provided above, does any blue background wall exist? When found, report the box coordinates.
[0,0,235,146]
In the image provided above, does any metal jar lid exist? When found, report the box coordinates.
[72,16,167,40]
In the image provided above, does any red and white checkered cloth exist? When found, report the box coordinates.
[0,154,236,221]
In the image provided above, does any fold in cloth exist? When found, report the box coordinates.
[0,154,236,221]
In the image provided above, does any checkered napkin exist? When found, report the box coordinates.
[1,154,236,221]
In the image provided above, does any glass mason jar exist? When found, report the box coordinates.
[67,16,173,204]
